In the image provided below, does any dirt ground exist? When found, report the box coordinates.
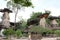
[0,37,60,40]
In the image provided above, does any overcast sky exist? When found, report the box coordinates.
[0,0,60,22]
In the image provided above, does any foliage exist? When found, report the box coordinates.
[27,12,42,26]
[27,11,50,26]
[6,0,33,9]
[16,19,28,30]
[29,25,47,33]
[13,0,33,7]
[15,29,22,38]
[46,19,50,24]
[5,0,33,27]
[54,30,60,36]
[3,28,15,37]
[46,29,53,34]
[20,19,28,30]
[23,33,28,37]
[30,12,42,19]
[29,26,42,33]
[29,25,53,36]
[28,10,50,20]
[3,28,23,38]
[57,19,60,26]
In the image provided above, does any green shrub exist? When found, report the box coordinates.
[29,25,54,36]
[3,28,15,37]
[54,30,60,36]
[29,25,49,34]
[15,29,22,38]
[46,29,53,34]
[23,33,28,37]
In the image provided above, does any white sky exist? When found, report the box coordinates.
[0,0,60,22]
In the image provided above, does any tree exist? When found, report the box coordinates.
[5,0,33,27]
[30,12,42,19]
[27,11,50,26]
[29,10,50,20]
[27,12,42,26]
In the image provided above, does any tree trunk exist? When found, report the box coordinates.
[14,8,18,29]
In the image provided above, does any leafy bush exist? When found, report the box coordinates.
[29,26,47,33]
[46,29,53,34]
[15,29,22,38]
[3,28,23,38]
[23,33,28,37]
[3,28,15,37]
[29,25,54,36]
[54,30,60,36]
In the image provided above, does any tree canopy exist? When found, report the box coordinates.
[5,0,33,27]
[13,0,33,7]
[6,0,33,10]
[30,12,42,19]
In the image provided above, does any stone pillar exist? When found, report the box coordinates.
[50,19,58,27]
[2,12,10,28]
[28,25,33,40]
[0,8,12,28]
[28,32,31,40]
[39,17,46,28]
